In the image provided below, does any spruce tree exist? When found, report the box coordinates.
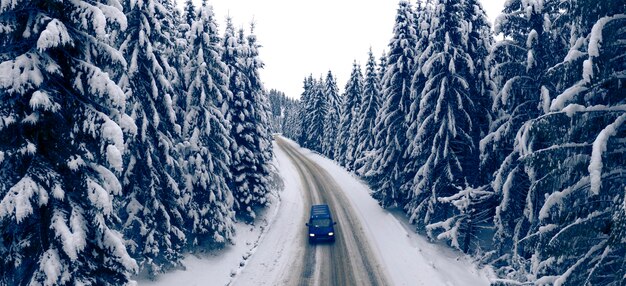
[496,1,626,283]
[223,20,274,220]
[404,0,432,196]
[405,0,488,237]
[354,49,382,175]
[183,0,196,27]
[377,52,388,87]
[367,0,418,207]
[297,75,314,147]
[335,62,363,170]
[414,0,496,254]
[486,0,576,279]
[240,24,275,220]
[322,71,341,159]
[0,0,138,284]
[117,0,187,276]
[306,76,328,154]
[180,3,235,248]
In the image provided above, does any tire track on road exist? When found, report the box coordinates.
[276,138,390,286]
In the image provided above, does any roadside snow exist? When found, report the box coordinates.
[294,143,494,285]
[139,138,493,285]
[136,142,288,286]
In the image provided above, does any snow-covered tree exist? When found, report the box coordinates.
[403,0,432,196]
[484,0,579,278]
[297,75,315,146]
[306,76,328,154]
[117,0,187,277]
[281,96,302,141]
[322,71,341,159]
[405,0,489,235]
[0,0,138,284]
[335,62,363,170]
[183,0,196,26]
[222,20,274,220]
[482,1,626,284]
[354,49,382,175]
[415,0,496,254]
[180,3,235,249]
[498,3,626,283]
[267,89,299,139]
[480,0,568,186]
[240,23,275,220]
[366,0,418,207]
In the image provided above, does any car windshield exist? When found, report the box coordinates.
[310,218,331,227]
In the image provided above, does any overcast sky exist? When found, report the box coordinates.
[179,0,506,99]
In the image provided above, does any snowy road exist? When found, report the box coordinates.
[142,137,491,285]
[275,137,390,285]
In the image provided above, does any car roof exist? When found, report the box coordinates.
[310,204,331,218]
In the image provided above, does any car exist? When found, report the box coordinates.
[306,204,337,243]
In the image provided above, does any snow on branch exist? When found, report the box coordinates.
[584,14,626,82]
[37,19,73,52]
[51,209,87,261]
[97,2,127,31]
[588,14,626,57]
[553,240,607,286]
[29,90,60,112]
[69,0,107,37]
[0,0,22,13]
[0,176,47,222]
[550,81,587,111]
[589,113,626,194]
[0,53,44,94]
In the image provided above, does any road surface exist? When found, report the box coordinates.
[273,137,390,286]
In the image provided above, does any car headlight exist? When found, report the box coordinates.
[328,232,334,236]
[309,234,315,237]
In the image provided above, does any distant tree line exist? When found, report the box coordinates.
[273,0,626,284]
[0,0,276,284]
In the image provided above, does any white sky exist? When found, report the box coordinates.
[179,0,506,99]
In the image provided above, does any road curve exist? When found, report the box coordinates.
[276,137,390,286]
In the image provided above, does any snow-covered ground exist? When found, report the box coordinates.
[139,138,494,285]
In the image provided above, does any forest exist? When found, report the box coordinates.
[271,0,626,285]
[1,0,625,284]
[1,0,276,284]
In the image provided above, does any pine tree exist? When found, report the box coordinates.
[404,0,432,196]
[180,3,235,249]
[298,75,315,147]
[367,0,418,207]
[416,0,496,254]
[117,0,187,277]
[0,0,138,284]
[322,71,341,159]
[335,62,363,170]
[171,2,192,125]
[222,20,274,220]
[496,1,626,283]
[306,76,328,154]
[241,23,275,220]
[485,0,577,279]
[405,0,488,238]
[354,49,382,175]
[183,0,196,27]
[377,52,388,86]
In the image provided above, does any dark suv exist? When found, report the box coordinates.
[306,204,336,243]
